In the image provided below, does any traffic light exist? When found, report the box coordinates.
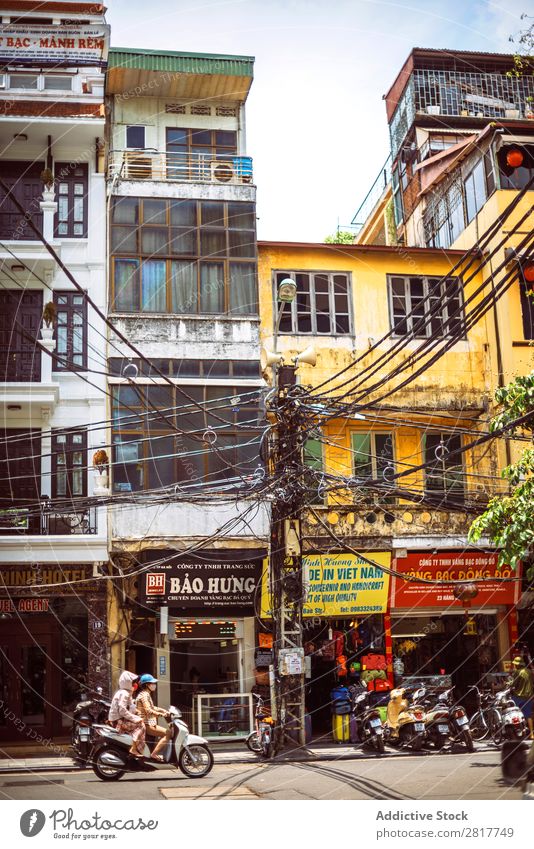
[504,248,534,286]
[497,144,534,177]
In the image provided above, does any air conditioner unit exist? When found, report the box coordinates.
[0,75,6,89]
[210,160,235,184]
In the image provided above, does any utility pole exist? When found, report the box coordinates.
[269,362,307,753]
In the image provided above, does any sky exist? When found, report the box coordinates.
[107,0,528,242]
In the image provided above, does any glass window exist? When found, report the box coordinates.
[126,126,146,148]
[352,432,395,503]
[464,160,487,224]
[10,74,38,89]
[53,291,87,371]
[424,433,465,505]
[141,260,166,311]
[44,76,72,90]
[110,199,257,315]
[388,275,464,339]
[52,430,87,498]
[275,271,351,334]
[54,163,88,238]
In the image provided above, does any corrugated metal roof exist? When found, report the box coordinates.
[108,47,254,77]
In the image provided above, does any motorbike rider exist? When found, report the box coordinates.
[108,670,146,758]
[135,674,171,762]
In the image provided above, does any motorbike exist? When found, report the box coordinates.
[71,687,111,765]
[501,738,534,797]
[384,686,426,750]
[352,690,385,754]
[423,687,474,752]
[491,688,528,744]
[91,706,214,781]
[246,693,275,758]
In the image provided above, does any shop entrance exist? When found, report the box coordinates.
[391,612,499,701]
[0,619,60,742]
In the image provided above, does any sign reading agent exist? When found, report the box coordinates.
[0,25,110,67]
[261,552,391,618]
[141,551,264,611]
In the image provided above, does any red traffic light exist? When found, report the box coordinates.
[506,148,524,169]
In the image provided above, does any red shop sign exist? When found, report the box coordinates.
[391,551,521,608]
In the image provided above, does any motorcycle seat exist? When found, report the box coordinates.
[93,724,133,746]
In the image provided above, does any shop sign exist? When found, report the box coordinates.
[0,566,99,596]
[261,552,391,618]
[0,598,49,613]
[0,25,110,67]
[391,551,521,608]
[140,551,264,610]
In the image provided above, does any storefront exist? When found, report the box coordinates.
[138,549,265,739]
[390,550,522,703]
[259,551,392,733]
[0,565,109,743]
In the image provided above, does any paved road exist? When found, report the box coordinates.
[0,750,520,801]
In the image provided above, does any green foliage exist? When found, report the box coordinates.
[468,371,534,578]
[324,231,355,244]
[385,199,398,246]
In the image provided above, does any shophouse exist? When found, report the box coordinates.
[257,239,522,732]
[105,47,269,735]
[352,47,534,680]
[0,1,110,744]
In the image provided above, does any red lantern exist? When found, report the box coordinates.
[506,148,524,169]
[453,583,479,610]
[523,263,534,284]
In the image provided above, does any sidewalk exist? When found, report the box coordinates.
[0,739,494,774]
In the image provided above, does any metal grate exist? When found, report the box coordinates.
[390,68,534,156]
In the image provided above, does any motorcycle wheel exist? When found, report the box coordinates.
[246,731,262,753]
[261,730,273,759]
[92,749,126,781]
[506,725,525,741]
[374,735,385,754]
[179,744,214,778]
[400,726,423,751]
[462,730,475,753]
[469,711,488,742]
[489,709,503,746]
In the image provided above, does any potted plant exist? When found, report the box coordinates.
[40,167,55,201]
[93,449,110,494]
[41,301,56,340]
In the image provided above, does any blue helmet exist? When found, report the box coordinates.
[139,674,158,685]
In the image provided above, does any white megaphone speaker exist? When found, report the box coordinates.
[260,347,283,370]
[294,345,317,367]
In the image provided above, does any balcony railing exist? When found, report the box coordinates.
[351,153,392,233]
[0,504,97,535]
[1,348,41,382]
[108,149,254,185]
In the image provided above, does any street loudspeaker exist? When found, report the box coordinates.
[294,345,317,367]
[260,348,283,369]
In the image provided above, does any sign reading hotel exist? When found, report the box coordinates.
[141,551,265,611]
[391,551,521,608]
[261,552,391,619]
[0,25,110,67]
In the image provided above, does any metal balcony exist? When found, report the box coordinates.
[0,504,97,535]
[108,149,254,185]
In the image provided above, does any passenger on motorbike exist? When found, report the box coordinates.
[108,670,146,758]
[135,674,171,762]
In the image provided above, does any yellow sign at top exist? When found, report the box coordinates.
[261,551,391,618]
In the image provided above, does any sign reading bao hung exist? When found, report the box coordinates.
[0,25,110,67]
[141,551,265,611]
[260,552,391,618]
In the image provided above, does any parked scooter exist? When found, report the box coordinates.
[423,687,474,752]
[384,686,426,750]
[352,690,385,754]
[491,688,528,743]
[91,706,213,781]
[71,687,111,765]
